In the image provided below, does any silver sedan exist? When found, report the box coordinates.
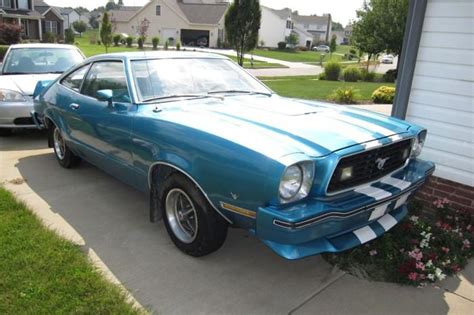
[0,43,84,136]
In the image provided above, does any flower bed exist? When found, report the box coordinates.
[323,199,473,287]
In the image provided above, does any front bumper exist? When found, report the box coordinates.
[256,159,435,259]
[0,100,37,129]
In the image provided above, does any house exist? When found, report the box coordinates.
[35,1,64,39]
[0,0,43,41]
[57,7,79,30]
[259,6,331,48]
[107,0,229,48]
[392,0,474,212]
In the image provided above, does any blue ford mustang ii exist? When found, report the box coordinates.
[32,52,435,259]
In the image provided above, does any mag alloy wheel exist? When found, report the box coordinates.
[53,127,66,160]
[165,188,199,244]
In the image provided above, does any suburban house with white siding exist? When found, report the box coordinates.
[393,0,473,212]
[259,6,331,48]
[107,0,229,48]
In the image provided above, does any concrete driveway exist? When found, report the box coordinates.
[1,131,470,315]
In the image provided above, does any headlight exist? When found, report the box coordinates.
[279,161,314,203]
[411,130,427,158]
[0,88,26,102]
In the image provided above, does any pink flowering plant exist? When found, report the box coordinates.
[323,199,473,286]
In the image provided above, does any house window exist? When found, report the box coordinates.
[0,0,12,8]
[156,5,161,16]
[286,20,293,29]
[17,0,29,10]
[45,21,58,34]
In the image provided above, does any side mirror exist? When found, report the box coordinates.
[33,80,54,98]
[96,89,113,106]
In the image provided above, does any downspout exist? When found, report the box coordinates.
[391,0,428,119]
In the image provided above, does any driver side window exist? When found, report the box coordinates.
[61,65,89,92]
[81,61,130,103]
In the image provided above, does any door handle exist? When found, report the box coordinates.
[69,103,80,110]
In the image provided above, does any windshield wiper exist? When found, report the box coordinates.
[142,94,221,103]
[208,90,272,97]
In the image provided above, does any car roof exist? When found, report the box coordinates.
[9,43,80,50]
[85,51,229,62]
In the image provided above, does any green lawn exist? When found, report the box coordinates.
[0,187,143,314]
[74,31,285,69]
[259,76,395,102]
[251,45,357,63]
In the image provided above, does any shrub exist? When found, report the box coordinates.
[372,86,396,104]
[113,34,121,46]
[152,36,159,49]
[126,36,133,48]
[277,41,286,50]
[43,32,56,43]
[331,87,360,104]
[324,61,341,81]
[97,40,101,45]
[0,46,8,61]
[343,66,362,82]
[0,23,21,45]
[383,69,398,83]
[137,36,144,49]
[176,41,181,51]
[318,72,326,80]
[64,28,75,44]
[349,48,357,55]
[361,69,376,82]
[164,40,169,50]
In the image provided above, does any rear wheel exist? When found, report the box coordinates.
[52,126,81,168]
[161,173,228,256]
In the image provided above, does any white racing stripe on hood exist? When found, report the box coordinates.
[312,116,378,144]
[328,112,398,137]
[355,186,392,200]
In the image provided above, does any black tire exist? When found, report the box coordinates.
[161,173,228,257]
[0,128,12,136]
[51,125,81,168]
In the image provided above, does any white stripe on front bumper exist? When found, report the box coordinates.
[381,177,411,190]
[353,226,377,244]
[369,203,389,221]
[355,186,392,200]
[394,193,410,209]
[378,214,398,231]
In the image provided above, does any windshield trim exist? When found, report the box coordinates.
[131,57,273,104]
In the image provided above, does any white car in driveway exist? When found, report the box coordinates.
[0,43,84,136]
[381,54,394,64]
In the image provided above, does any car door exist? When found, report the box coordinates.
[69,60,137,180]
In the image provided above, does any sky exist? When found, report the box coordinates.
[44,0,364,25]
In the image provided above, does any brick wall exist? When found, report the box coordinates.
[416,175,474,213]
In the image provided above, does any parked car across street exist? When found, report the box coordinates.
[32,51,435,260]
[0,44,85,136]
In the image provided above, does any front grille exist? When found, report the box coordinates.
[327,139,412,193]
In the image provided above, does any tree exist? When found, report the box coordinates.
[285,32,299,47]
[351,0,409,70]
[72,20,87,37]
[118,0,124,6]
[137,18,150,42]
[224,0,261,66]
[105,1,119,11]
[351,1,386,70]
[329,34,337,55]
[0,23,21,45]
[331,21,344,31]
[100,11,113,53]
[74,6,89,14]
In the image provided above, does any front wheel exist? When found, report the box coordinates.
[161,173,228,257]
[52,126,81,168]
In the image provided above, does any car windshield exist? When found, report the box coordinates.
[131,58,271,102]
[2,47,84,75]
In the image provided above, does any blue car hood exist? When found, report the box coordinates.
[157,95,411,158]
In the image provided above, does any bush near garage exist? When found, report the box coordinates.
[323,199,474,287]
[43,32,57,43]
[343,66,362,82]
[372,86,396,104]
[0,23,21,45]
[113,34,121,46]
[126,36,133,48]
[324,61,341,81]
[137,37,144,49]
[152,37,159,50]
[330,86,360,104]
[277,41,286,50]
